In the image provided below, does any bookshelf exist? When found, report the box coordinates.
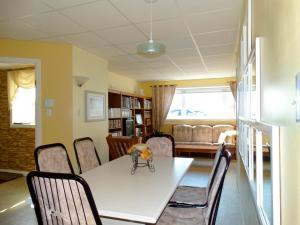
[108,90,153,138]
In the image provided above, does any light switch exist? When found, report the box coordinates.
[45,98,55,108]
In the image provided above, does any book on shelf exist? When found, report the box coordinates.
[144,111,151,118]
[135,114,143,124]
[134,98,141,109]
[109,119,121,129]
[111,131,122,136]
[121,109,132,118]
[122,96,133,108]
[144,99,152,109]
[108,108,121,118]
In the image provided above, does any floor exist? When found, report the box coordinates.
[0,159,243,225]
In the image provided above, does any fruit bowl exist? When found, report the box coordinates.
[127,144,155,175]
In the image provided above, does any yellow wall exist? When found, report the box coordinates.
[139,77,236,134]
[237,0,300,225]
[108,72,139,94]
[0,38,74,161]
[72,47,109,166]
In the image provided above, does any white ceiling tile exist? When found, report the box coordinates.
[167,48,198,59]
[0,20,49,40]
[200,43,235,56]
[177,0,242,14]
[22,11,85,36]
[186,9,238,34]
[136,18,188,40]
[96,25,147,45]
[110,0,179,23]
[194,29,237,47]
[172,57,203,66]
[88,45,126,58]
[0,0,52,21]
[61,1,130,30]
[117,43,140,54]
[41,0,97,9]
[180,63,204,71]
[109,54,138,63]
[204,54,234,64]
[145,60,175,69]
[61,32,108,48]
[161,36,195,52]
[36,36,66,43]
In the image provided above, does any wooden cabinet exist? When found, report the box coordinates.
[108,90,153,138]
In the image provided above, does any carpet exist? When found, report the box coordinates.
[0,172,23,184]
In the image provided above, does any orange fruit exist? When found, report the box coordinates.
[140,149,152,160]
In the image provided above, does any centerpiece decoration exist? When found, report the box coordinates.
[127,144,155,175]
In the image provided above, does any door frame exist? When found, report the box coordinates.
[0,57,42,147]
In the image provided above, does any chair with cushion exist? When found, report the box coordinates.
[27,171,102,225]
[157,149,231,225]
[170,143,225,206]
[106,134,138,160]
[171,143,225,204]
[34,143,74,174]
[73,137,101,174]
[144,134,175,157]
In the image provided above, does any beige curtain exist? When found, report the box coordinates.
[229,81,237,101]
[7,69,35,109]
[152,85,176,131]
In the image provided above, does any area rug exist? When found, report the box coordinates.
[0,172,23,184]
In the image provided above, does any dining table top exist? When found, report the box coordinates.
[80,155,193,224]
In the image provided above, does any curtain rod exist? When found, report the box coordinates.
[149,84,177,87]
[2,66,35,72]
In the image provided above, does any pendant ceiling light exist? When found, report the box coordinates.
[137,0,166,57]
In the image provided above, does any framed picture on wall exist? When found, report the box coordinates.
[85,91,106,122]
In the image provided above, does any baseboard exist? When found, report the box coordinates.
[0,169,29,176]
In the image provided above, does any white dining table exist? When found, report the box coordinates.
[80,155,193,225]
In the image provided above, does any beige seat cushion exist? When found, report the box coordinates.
[212,125,234,143]
[171,186,207,205]
[173,125,193,142]
[157,206,205,225]
[192,125,212,143]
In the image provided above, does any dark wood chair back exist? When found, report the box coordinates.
[106,134,138,160]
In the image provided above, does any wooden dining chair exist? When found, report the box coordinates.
[34,143,74,174]
[170,143,225,206]
[157,150,231,225]
[106,134,138,160]
[144,134,175,157]
[27,171,102,225]
[73,137,101,174]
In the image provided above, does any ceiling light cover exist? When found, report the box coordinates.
[137,39,166,57]
[137,0,166,57]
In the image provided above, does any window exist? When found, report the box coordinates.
[167,87,235,120]
[11,87,35,126]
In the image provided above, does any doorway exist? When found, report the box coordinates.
[0,57,41,173]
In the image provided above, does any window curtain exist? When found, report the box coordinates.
[7,69,35,109]
[229,81,237,101]
[152,85,176,131]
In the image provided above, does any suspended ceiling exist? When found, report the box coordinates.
[0,0,243,81]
